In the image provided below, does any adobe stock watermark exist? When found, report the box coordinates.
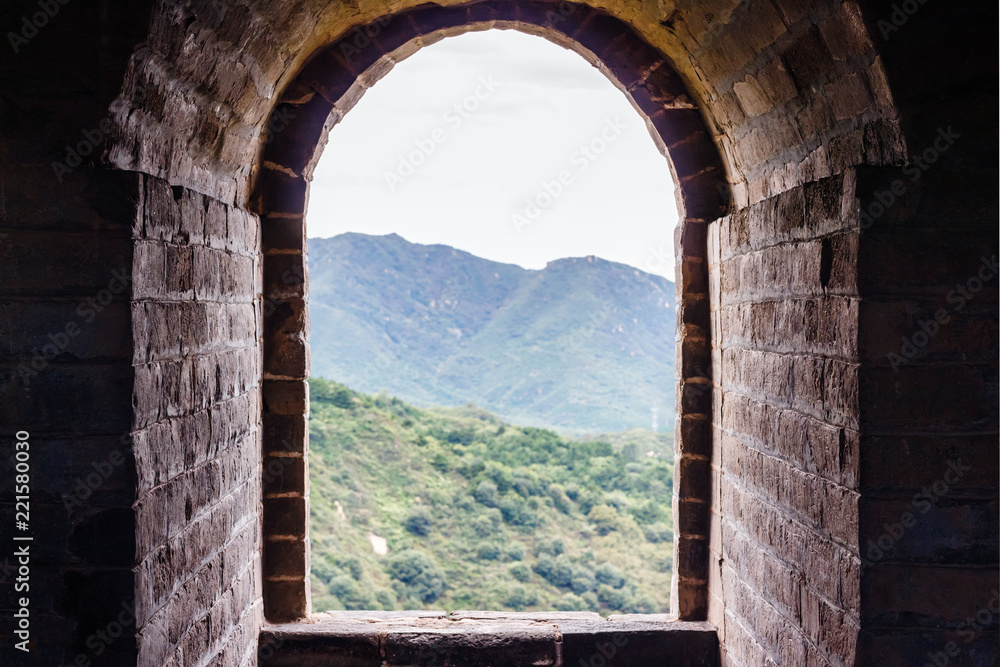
[360,346,399,386]
[862,457,971,567]
[262,262,306,320]
[887,254,998,372]
[258,635,288,662]
[921,589,1000,667]
[384,75,502,192]
[263,437,305,489]
[578,632,630,667]
[62,433,133,512]
[860,126,960,231]
[877,0,933,40]
[437,272,468,307]
[50,88,147,182]
[564,302,614,354]
[58,599,137,666]
[545,1,580,28]
[51,117,114,182]
[643,245,673,276]
[261,106,298,146]
[511,117,627,233]
[7,0,72,53]
[2,266,131,391]
[337,15,393,64]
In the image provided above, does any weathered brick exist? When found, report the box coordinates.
[4,2,993,666]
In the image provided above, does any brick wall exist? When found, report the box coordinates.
[131,175,264,666]
[708,172,863,666]
[661,0,905,207]
[0,1,149,664]
[108,0,905,210]
[0,0,994,665]
[852,2,999,663]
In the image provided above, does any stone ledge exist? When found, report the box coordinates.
[258,611,719,666]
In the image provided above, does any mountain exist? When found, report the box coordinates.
[307,233,676,434]
[307,377,674,614]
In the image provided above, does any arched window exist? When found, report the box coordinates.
[252,0,727,625]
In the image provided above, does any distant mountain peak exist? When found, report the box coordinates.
[307,233,676,434]
[313,233,675,285]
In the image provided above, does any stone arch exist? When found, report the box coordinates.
[249,0,728,623]
[104,1,936,665]
[108,1,905,206]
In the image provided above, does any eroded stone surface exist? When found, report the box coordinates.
[259,614,719,666]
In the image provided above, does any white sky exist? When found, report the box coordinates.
[307,29,678,278]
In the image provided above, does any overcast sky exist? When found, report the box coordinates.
[307,29,678,279]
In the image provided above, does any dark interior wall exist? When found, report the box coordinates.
[0,2,266,664]
[705,1,1000,664]
[853,1,999,664]
[0,1,151,665]
[668,1,897,663]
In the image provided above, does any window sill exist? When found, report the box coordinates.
[259,611,719,666]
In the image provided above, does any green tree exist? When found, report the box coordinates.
[505,584,539,610]
[386,550,446,603]
[470,514,494,537]
[328,575,372,610]
[500,496,534,526]
[340,556,363,580]
[597,584,629,611]
[643,522,672,544]
[509,563,531,582]
[556,593,587,611]
[534,555,573,588]
[570,566,596,595]
[626,595,659,614]
[535,538,564,557]
[477,543,502,561]
[588,504,620,536]
[505,542,527,561]
[595,563,626,589]
[548,483,573,514]
[431,450,450,472]
[483,461,514,493]
[404,507,433,536]
[474,480,500,507]
[630,499,667,525]
[375,589,396,611]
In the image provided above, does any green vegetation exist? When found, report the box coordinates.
[308,377,675,615]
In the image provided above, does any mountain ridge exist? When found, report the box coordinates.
[307,232,676,433]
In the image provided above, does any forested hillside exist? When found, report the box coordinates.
[307,378,675,614]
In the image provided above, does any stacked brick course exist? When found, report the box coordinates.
[853,2,999,661]
[708,173,863,665]
[131,176,263,666]
[0,2,148,664]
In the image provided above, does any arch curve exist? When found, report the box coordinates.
[249,1,730,220]
[252,0,725,623]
